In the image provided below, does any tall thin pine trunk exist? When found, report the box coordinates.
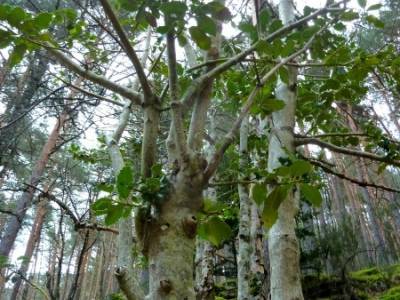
[10,196,48,299]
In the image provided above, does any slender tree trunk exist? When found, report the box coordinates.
[10,196,48,299]
[0,74,83,260]
[237,117,252,300]
[61,234,77,300]
[0,108,69,287]
[266,1,303,299]
[67,229,94,300]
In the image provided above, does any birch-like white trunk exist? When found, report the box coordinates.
[106,104,144,300]
[237,117,252,300]
[266,1,304,299]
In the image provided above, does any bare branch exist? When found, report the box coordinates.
[45,46,143,105]
[99,0,153,102]
[167,30,188,162]
[295,137,400,167]
[304,156,400,193]
[24,183,118,234]
[60,79,125,107]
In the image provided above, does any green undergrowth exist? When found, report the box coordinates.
[303,264,400,299]
[379,286,400,300]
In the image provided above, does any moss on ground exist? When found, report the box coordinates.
[378,286,400,300]
[302,264,400,300]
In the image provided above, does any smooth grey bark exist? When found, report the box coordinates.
[106,107,145,299]
[266,1,304,299]
[237,117,251,300]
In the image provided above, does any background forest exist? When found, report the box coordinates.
[0,0,400,299]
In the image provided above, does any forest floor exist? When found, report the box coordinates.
[303,264,400,300]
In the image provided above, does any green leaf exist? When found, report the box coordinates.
[0,29,13,49]
[96,183,114,193]
[177,33,187,46]
[275,166,291,177]
[189,26,211,50]
[333,22,346,31]
[357,0,366,8]
[261,99,285,114]
[365,15,385,29]
[300,184,323,207]
[160,1,187,19]
[197,216,232,246]
[151,164,163,177]
[33,12,53,30]
[91,197,112,215]
[117,0,140,11]
[0,255,10,268]
[347,136,359,146]
[340,11,359,22]
[289,160,312,177]
[116,165,133,199]
[239,21,256,37]
[104,204,125,225]
[279,67,289,84]
[8,6,28,27]
[9,43,27,67]
[203,198,226,213]
[156,26,170,34]
[206,1,231,21]
[262,184,291,228]
[269,19,283,32]
[198,15,217,36]
[367,4,382,11]
[251,184,267,205]
[259,9,270,28]
[0,5,12,21]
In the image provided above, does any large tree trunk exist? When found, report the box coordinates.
[145,165,204,300]
[266,1,304,299]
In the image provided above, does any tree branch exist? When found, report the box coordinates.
[166,30,188,162]
[181,3,339,110]
[204,24,326,181]
[60,79,125,107]
[295,137,400,167]
[46,46,143,105]
[99,0,153,102]
[303,156,400,194]
[24,183,119,234]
